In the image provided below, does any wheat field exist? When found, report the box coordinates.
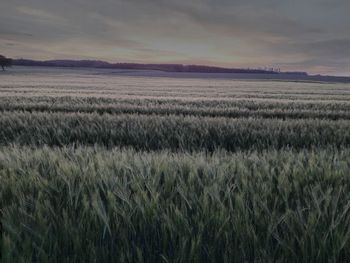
[1,67,350,262]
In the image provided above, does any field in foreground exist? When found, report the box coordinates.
[1,67,350,262]
[2,147,350,262]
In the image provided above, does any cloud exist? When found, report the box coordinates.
[0,0,349,74]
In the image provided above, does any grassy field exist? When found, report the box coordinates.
[1,68,350,262]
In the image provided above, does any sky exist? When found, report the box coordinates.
[0,0,349,75]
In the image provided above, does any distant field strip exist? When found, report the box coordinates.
[2,76,350,101]
[1,111,350,150]
[1,75,350,150]
[1,96,350,120]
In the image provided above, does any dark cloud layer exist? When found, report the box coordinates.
[0,0,349,75]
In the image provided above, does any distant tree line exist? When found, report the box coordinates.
[13,59,308,75]
[0,55,12,71]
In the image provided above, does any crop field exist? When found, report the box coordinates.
[1,67,350,262]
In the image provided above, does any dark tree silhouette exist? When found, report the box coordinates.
[0,55,13,71]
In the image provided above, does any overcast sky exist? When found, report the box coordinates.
[1,0,349,75]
